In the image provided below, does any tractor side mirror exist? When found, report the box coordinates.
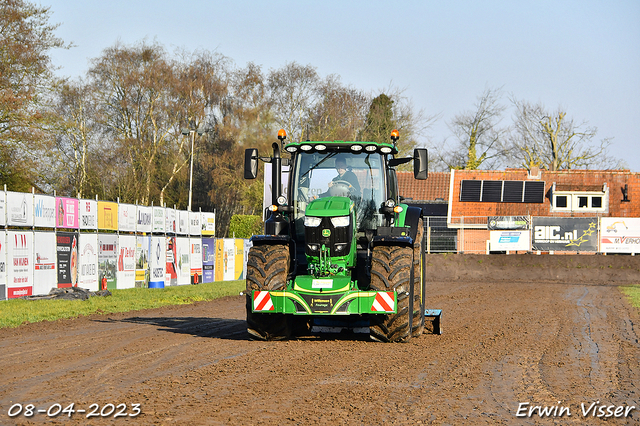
[244,148,258,179]
[413,148,428,180]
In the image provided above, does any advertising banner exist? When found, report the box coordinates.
[135,236,150,288]
[56,197,79,229]
[7,231,33,298]
[165,208,176,234]
[165,236,178,286]
[78,233,98,291]
[244,239,252,280]
[137,205,152,233]
[0,231,6,300]
[149,236,166,288]
[98,234,118,290]
[178,210,189,235]
[152,207,165,233]
[79,199,98,230]
[176,237,190,285]
[34,194,56,228]
[190,238,202,284]
[489,230,530,252]
[0,191,5,226]
[202,237,215,283]
[117,235,136,289]
[532,217,598,252]
[222,239,236,281]
[488,216,529,230]
[56,231,78,288]
[34,232,57,296]
[189,212,201,236]
[234,239,245,280]
[7,191,33,227]
[214,239,224,282]
[97,201,118,231]
[118,203,136,232]
[201,212,215,236]
[600,218,640,254]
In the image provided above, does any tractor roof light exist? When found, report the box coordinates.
[365,145,377,152]
[314,144,326,151]
[285,145,298,153]
[300,144,313,151]
[380,146,392,154]
[278,129,287,141]
[350,144,363,152]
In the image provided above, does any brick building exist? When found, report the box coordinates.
[398,168,640,253]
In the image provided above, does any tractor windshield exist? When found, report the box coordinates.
[292,151,386,239]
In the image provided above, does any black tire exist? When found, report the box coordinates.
[245,244,290,341]
[411,218,425,338]
[369,244,413,342]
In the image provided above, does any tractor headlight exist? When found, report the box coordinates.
[304,216,322,227]
[330,216,350,227]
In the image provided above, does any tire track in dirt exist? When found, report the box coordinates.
[0,256,639,425]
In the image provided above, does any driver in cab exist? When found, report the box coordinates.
[322,157,361,198]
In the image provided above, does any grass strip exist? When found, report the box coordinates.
[0,280,245,329]
[620,285,640,310]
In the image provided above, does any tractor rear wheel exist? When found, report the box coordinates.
[245,244,290,340]
[369,244,413,342]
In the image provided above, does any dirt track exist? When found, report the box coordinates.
[1,254,639,425]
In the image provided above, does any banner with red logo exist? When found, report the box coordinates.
[165,236,178,286]
[79,199,98,230]
[8,231,33,298]
[190,238,202,284]
[117,235,136,289]
[56,231,78,288]
[98,234,118,290]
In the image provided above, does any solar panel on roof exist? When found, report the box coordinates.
[460,179,545,203]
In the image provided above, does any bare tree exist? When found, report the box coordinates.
[440,87,509,170]
[309,74,369,142]
[510,99,620,170]
[267,62,319,142]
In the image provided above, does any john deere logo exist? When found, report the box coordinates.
[322,229,331,237]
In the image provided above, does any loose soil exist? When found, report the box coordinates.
[1,254,639,425]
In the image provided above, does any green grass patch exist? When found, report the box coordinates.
[0,280,245,329]
[621,285,640,310]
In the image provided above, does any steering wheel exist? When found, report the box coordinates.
[329,180,353,197]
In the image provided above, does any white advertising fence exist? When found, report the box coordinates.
[427,216,639,255]
[0,189,230,300]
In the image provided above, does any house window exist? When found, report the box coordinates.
[551,189,608,213]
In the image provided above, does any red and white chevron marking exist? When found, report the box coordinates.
[253,291,274,311]
[371,291,395,312]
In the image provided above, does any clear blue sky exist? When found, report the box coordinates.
[44,0,640,171]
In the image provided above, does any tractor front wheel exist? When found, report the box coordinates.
[245,244,290,340]
[369,244,413,342]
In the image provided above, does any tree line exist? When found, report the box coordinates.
[0,1,622,236]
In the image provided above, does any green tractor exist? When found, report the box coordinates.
[244,129,441,342]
